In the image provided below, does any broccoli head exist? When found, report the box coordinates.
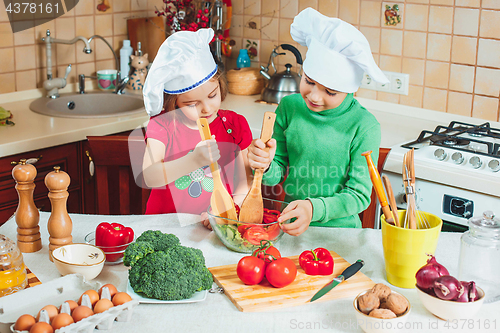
[123,241,154,267]
[136,230,180,252]
[129,250,200,300]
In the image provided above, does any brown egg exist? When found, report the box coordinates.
[111,292,132,306]
[51,313,74,330]
[71,306,94,323]
[14,314,36,331]
[29,322,54,333]
[35,305,58,322]
[78,290,99,307]
[98,284,118,299]
[59,300,78,313]
[93,299,114,313]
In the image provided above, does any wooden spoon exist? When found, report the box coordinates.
[197,118,238,223]
[238,112,277,223]
[382,175,400,227]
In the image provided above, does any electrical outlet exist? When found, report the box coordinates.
[359,71,410,95]
[389,72,410,95]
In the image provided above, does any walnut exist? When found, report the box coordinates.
[371,283,391,301]
[369,309,397,319]
[358,292,380,314]
[385,293,409,316]
[379,299,389,309]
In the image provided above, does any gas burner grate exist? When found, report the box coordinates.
[402,121,499,157]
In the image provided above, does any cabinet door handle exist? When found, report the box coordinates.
[86,150,94,177]
[11,155,43,165]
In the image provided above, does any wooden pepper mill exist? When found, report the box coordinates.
[12,159,42,253]
[45,166,72,261]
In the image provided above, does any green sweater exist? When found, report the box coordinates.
[262,93,381,228]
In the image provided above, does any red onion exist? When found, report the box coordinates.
[415,255,450,290]
[456,281,469,302]
[468,281,479,302]
[434,275,463,300]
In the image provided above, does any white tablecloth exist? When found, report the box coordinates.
[1,212,498,333]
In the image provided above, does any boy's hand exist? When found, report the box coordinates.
[248,138,276,170]
[192,136,220,167]
[277,200,313,236]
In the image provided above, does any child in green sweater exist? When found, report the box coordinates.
[248,8,389,236]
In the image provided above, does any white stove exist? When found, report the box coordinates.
[378,121,500,230]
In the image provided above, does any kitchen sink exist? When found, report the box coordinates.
[29,92,145,119]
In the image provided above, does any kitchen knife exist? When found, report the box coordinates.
[310,260,365,302]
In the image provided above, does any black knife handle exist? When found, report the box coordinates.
[341,260,364,280]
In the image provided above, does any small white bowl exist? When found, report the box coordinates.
[416,285,485,320]
[353,290,411,333]
[51,243,105,281]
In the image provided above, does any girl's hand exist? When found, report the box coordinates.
[248,138,276,170]
[192,136,220,167]
[277,200,313,236]
[200,211,212,230]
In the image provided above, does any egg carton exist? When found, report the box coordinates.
[0,274,139,333]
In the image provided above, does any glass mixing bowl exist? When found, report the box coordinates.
[207,195,290,253]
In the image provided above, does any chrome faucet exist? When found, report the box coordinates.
[87,35,129,95]
[42,30,129,97]
[42,29,92,98]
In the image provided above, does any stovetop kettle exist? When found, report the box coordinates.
[260,44,303,104]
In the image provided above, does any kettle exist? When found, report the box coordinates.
[260,44,303,104]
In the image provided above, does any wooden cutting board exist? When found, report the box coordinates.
[127,16,165,61]
[209,251,375,312]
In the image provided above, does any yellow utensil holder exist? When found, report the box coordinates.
[381,210,442,288]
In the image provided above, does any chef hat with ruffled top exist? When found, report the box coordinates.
[143,28,217,117]
[290,8,388,93]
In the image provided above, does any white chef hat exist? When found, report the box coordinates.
[290,8,388,93]
[143,28,218,116]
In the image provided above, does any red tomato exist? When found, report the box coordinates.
[244,226,269,245]
[236,256,265,285]
[252,245,281,267]
[265,224,281,239]
[237,224,251,236]
[265,258,297,288]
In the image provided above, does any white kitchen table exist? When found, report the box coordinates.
[1,212,498,333]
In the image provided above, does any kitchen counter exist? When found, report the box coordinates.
[0,212,499,333]
[2,86,499,158]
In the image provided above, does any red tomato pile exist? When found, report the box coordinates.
[235,205,282,245]
[236,241,297,288]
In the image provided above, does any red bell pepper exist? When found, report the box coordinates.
[299,248,334,275]
[95,222,134,262]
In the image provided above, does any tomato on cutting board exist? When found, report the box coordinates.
[265,257,297,288]
[252,242,281,266]
[236,256,266,285]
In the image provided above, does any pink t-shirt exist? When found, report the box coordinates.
[145,109,252,215]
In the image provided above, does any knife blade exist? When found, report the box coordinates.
[310,259,365,302]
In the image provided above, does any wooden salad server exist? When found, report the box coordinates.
[238,112,277,223]
[382,175,401,227]
[362,150,394,225]
[197,118,238,223]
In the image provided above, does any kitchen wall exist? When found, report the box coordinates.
[228,0,500,121]
[0,0,165,94]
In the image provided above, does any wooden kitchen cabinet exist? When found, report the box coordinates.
[0,142,83,226]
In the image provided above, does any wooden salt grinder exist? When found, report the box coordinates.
[45,166,73,261]
[12,159,42,253]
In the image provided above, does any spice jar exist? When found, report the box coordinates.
[458,210,500,303]
[0,234,28,297]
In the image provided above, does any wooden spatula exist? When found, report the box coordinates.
[239,112,277,223]
[382,175,400,227]
[197,118,238,223]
